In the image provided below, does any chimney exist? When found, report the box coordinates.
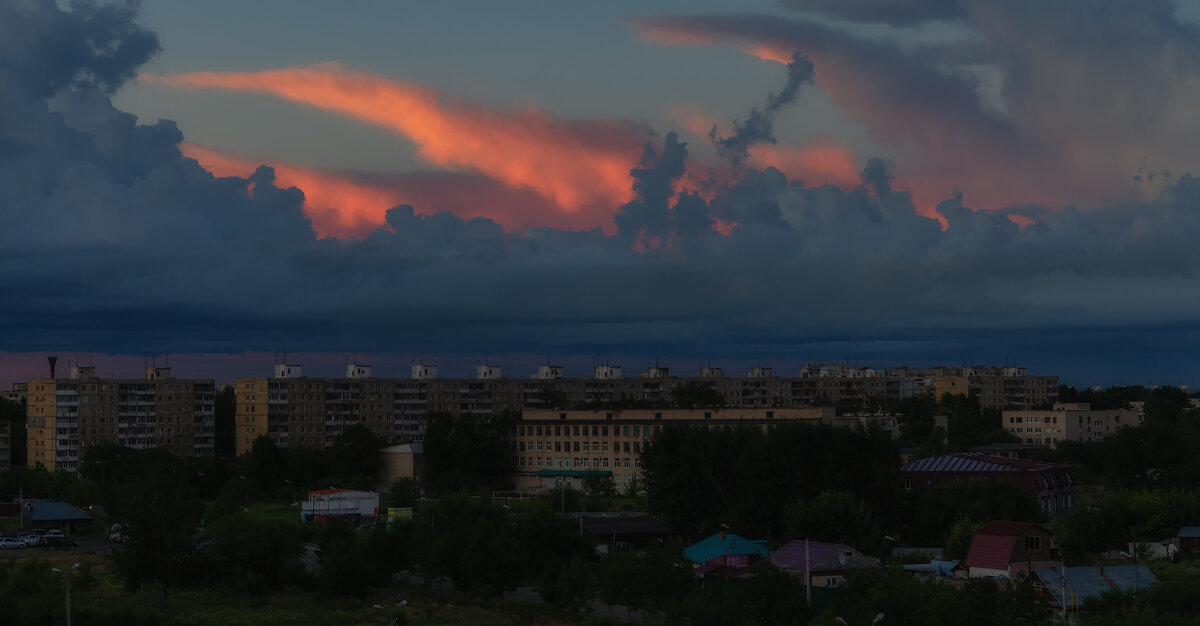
[47,356,57,379]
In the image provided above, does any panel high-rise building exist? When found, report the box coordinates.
[235,362,1057,455]
[26,366,216,473]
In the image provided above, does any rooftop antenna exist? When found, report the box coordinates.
[47,356,57,379]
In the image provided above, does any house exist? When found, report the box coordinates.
[684,531,769,579]
[1178,527,1200,557]
[1033,565,1157,612]
[578,514,670,553]
[769,540,881,588]
[903,559,966,580]
[901,453,1074,514]
[25,501,92,533]
[963,521,1061,578]
[300,489,379,525]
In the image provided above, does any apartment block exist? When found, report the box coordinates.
[234,362,1056,455]
[1003,403,1142,447]
[0,420,10,470]
[26,366,216,473]
[510,407,836,490]
[934,367,1059,409]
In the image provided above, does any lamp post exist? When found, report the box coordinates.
[1119,550,1141,601]
[50,562,80,626]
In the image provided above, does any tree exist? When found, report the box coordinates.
[110,449,205,590]
[213,386,236,458]
[786,490,885,556]
[328,424,386,484]
[0,397,27,466]
[583,469,616,497]
[908,479,1045,546]
[422,411,514,493]
[201,512,305,592]
[641,421,901,539]
[670,382,724,408]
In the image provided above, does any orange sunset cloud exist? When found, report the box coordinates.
[147,64,649,212]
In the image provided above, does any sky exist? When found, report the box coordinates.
[5,0,1200,387]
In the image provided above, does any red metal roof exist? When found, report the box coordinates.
[901,453,1061,473]
[964,534,1018,571]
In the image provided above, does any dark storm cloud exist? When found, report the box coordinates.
[0,0,159,96]
[711,53,814,171]
[10,0,1200,380]
[777,0,966,26]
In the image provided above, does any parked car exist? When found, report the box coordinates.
[46,529,65,537]
[17,533,39,546]
[39,536,77,551]
[0,537,27,550]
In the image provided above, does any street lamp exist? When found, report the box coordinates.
[50,562,80,626]
[1119,551,1141,600]
[885,535,903,564]
[373,600,408,625]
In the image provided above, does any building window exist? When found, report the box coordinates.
[1025,536,1041,551]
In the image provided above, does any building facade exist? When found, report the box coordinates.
[901,453,1074,514]
[511,407,836,490]
[234,362,1056,455]
[0,420,9,470]
[26,366,216,473]
[1003,403,1142,447]
[934,367,1059,409]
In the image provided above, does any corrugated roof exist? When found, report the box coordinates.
[28,501,91,522]
[901,453,1061,473]
[684,533,768,564]
[770,540,879,574]
[1034,566,1157,609]
[964,534,1018,571]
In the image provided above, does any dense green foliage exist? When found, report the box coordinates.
[823,568,1053,626]
[907,479,1046,546]
[641,421,901,540]
[1,397,26,466]
[422,411,514,493]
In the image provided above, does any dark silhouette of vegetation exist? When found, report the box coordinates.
[422,411,514,493]
[641,421,901,539]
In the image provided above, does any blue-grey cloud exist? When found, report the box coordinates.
[8,0,1200,385]
[777,0,966,26]
[711,52,814,171]
[631,1,1200,212]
